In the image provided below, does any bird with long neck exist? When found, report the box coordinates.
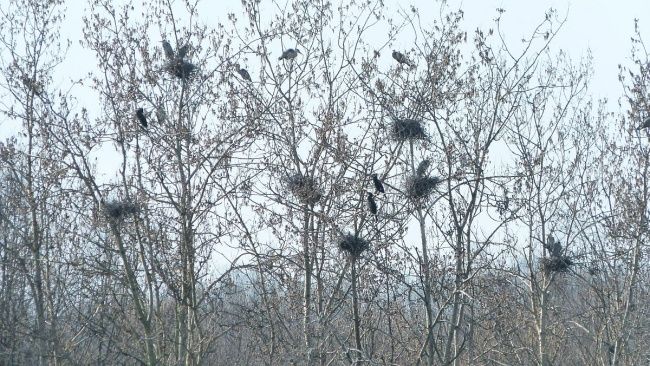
[235,64,251,81]
[162,40,174,60]
[416,160,431,177]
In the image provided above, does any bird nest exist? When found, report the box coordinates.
[405,175,440,200]
[541,256,574,273]
[392,118,427,141]
[286,174,322,205]
[338,233,369,257]
[166,59,197,80]
[103,201,140,221]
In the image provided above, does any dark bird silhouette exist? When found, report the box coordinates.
[279,48,300,61]
[162,40,175,60]
[367,192,378,215]
[545,233,562,257]
[416,159,431,176]
[637,116,650,130]
[392,50,414,67]
[177,44,189,59]
[371,173,385,193]
[136,108,147,128]
[237,67,251,81]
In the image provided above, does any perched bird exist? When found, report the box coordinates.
[545,233,562,257]
[177,44,189,59]
[278,48,300,61]
[416,159,431,177]
[162,40,175,60]
[637,116,650,130]
[367,192,378,215]
[237,67,252,82]
[392,50,414,67]
[551,240,562,257]
[371,173,385,193]
[136,108,147,128]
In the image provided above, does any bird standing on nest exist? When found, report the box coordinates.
[371,173,385,193]
[279,48,301,61]
[162,40,175,60]
[177,45,189,59]
[545,233,562,257]
[392,50,414,67]
[416,160,431,177]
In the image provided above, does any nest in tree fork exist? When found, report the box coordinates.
[166,59,197,80]
[103,201,140,221]
[286,174,322,205]
[339,233,369,257]
[392,118,427,141]
[405,175,440,200]
[541,256,574,273]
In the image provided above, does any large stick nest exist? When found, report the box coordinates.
[541,256,574,273]
[392,118,427,141]
[338,233,369,257]
[405,175,440,200]
[165,59,197,80]
[286,173,322,205]
[103,201,140,221]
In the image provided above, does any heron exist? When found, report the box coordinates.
[162,40,174,60]
[279,48,300,61]
[237,67,251,81]
[392,50,414,67]
[177,45,189,59]
[367,192,378,215]
[416,159,431,177]
[136,108,147,128]
[546,233,562,257]
[371,173,385,193]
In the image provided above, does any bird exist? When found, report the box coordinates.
[237,67,251,82]
[371,173,385,193]
[416,160,431,177]
[392,50,414,67]
[162,40,175,60]
[136,108,147,128]
[551,240,562,257]
[637,116,650,130]
[545,233,562,257]
[177,44,189,59]
[367,192,378,215]
[278,48,300,61]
